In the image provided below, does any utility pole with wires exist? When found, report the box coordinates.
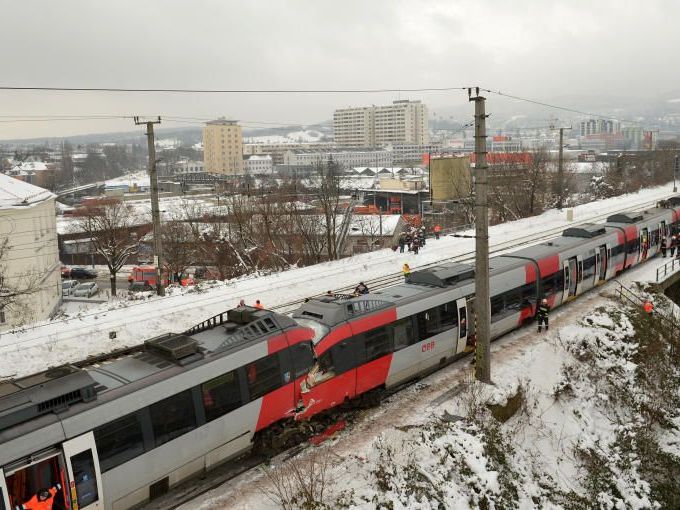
[469,87,491,384]
[550,124,572,210]
[134,116,165,296]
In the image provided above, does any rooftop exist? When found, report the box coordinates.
[0,174,55,209]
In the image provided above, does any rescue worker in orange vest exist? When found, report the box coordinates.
[21,484,61,510]
[433,224,442,240]
[643,300,654,315]
[255,300,264,309]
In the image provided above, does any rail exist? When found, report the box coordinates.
[656,258,680,282]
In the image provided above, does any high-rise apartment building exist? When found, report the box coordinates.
[579,119,619,137]
[203,119,244,175]
[334,100,429,147]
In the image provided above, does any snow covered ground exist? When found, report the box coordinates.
[0,183,677,379]
[180,253,678,510]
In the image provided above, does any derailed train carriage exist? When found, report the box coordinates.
[1,199,680,509]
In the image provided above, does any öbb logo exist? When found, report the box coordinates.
[422,340,435,352]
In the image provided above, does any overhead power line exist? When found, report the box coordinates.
[0,85,469,94]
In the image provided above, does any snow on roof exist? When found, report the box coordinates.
[105,171,150,189]
[348,214,402,236]
[0,174,55,208]
[247,155,273,161]
[11,161,49,172]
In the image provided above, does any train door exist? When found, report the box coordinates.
[640,227,649,260]
[456,298,468,353]
[563,257,577,300]
[0,469,9,510]
[598,245,607,282]
[62,433,104,510]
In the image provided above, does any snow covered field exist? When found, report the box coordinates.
[180,254,679,510]
[0,183,677,379]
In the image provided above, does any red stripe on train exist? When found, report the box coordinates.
[537,255,559,277]
[316,308,397,353]
[256,383,295,431]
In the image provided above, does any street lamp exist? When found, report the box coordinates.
[674,154,679,193]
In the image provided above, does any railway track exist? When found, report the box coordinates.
[270,198,663,315]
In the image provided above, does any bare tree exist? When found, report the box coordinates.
[316,160,342,260]
[0,238,40,324]
[161,219,196,283]
[75,200,139,296]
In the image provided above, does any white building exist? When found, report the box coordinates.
[334,100,429,147]
[0,174,60,329]
[284,149,393,169]
[176,160,205,175]
[244,155,273,175]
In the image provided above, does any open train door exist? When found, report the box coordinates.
[0,468,9,510]
[62,432,104,510]
[456,298,468,353]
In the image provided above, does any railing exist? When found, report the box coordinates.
[613,281,680,340]
[656,258,680,282]
[184,311,227,335]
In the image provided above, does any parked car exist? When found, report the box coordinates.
[61,280,78,296]
[72,282,99,298]
[61,266,71,278]
[69,267,98,279]
[129,281,154,293]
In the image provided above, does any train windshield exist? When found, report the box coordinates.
[294,318,329,345]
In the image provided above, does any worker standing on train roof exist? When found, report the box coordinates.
[21,484,61,510]
[255,300,264,309]
[537,298,550,333]
[403,263,411,279]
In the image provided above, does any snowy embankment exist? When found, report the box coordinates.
[185,257,680,509]
[0,183,676,378]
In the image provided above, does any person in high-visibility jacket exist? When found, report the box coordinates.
[643,300,654,315]
[20,484,61,510]
[402,263,411,278]
[255,300,264,309]
[537,298,550,333]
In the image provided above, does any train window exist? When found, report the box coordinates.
[150,390,197,447]
[70,449,100,506]
[438,302,458,329]
[392,318,415,350]
[611,244,624,256]
[504,290,521,311]
[520,282,536,307]
[416,308,440,340]
[247,355,282,400]
[94,412,145,472]
[364,326,393,362]
[263,318,276,330]
[292,342,315,379]
[582,256,596,281]
[332,339,361,373]
[202,371,242,422]
[490,295,504,321]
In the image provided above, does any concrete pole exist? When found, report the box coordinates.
[135,116,165,296]
[557,128,564,210]
[469,88,491,383]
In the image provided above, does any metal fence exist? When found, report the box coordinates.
[656,258,680,282]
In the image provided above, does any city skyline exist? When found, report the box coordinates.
[2,0,680,139]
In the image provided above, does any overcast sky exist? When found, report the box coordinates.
[1,0,679,139]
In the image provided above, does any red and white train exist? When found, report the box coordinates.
[1,199,678,509]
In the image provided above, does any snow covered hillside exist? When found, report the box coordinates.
[0,183,677,379]
[182,258,680,510]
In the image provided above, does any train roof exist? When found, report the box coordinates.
[0,306,298,434]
